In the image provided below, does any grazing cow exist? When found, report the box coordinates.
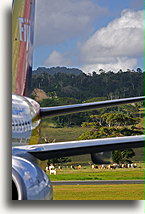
[133,163,137,168]
[50,169,56,175]
[108,164,116,169]
[100,164,107,169]
[45,166,49,171]
[49,164,54,170]
[78,165,81,169]
[58,166,62,170]
[121,164,125,168]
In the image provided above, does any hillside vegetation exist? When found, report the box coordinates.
[32,67,144,163]
[32,67,143,100]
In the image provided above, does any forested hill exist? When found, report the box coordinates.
[33,67,83,76]
[32,67,143,101]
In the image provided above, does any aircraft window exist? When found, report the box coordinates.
[27,121,31,130]
[21,120,24,131]
[19,120,23,132]
[12,121,14,130]
[16,120,20,132]
[24,121,27,131]
[12,120,15,131]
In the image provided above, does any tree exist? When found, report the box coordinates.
[47,157,71,165]
[112,149,135,164]
[101,112,139,127]
[79,111,143,164]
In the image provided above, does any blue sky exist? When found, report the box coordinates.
[33,0,143,73]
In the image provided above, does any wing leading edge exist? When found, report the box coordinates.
[13,135,144,161]
[40,96,144,117]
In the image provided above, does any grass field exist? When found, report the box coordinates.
[53,184,144,200]
[41,126,91,142]
[48,167,144,181]
[50,165,144,200]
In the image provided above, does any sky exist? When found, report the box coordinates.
[33,0,144,74]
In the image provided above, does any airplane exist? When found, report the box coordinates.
[12,0,144,200]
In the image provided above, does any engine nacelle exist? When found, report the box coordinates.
[12,156,53,200]
[91,151,112,164]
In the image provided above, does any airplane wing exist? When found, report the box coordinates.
[13,135,144,161]
[12,95,144,161]
[40,96,144,117]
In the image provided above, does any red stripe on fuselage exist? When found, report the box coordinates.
[16,0,31,96]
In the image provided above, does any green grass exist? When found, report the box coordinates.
[48,168,143,181]
[53,184,144,200]
[41,126,91,142]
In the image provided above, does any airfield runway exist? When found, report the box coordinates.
[52,180,144,185]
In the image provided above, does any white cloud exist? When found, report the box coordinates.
[79,9,143,73]
[44,50,72,67]
[82,57,137,74]
[35,0,107,46]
